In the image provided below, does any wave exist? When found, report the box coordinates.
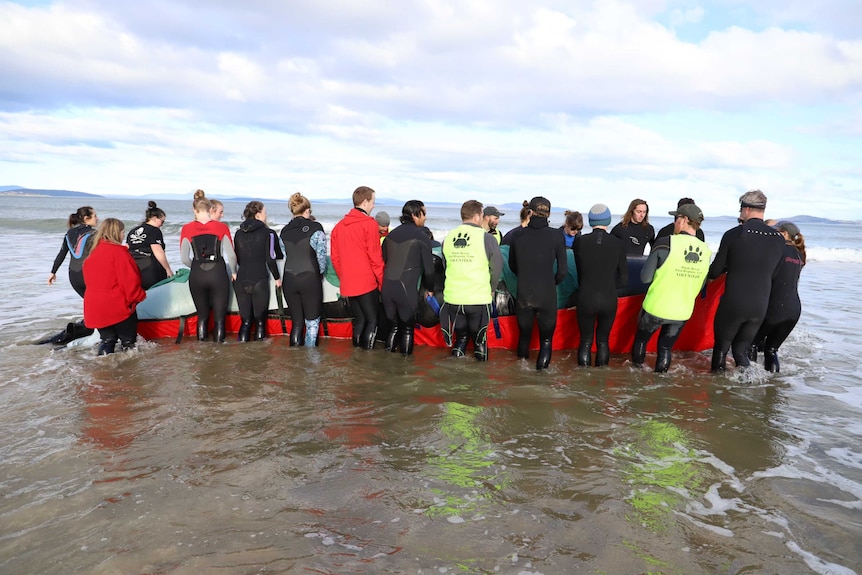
[806,247,862,264]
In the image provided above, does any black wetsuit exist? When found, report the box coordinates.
[234,219,280,335]
[126,222,168,289]
[572,228,628,366]
[381,221,436,354]
[500,226,524,246]
[611,222,655,255]
[509,216,567,368]
[280,216,326,345]
[51,224,95,298]
[708,218,785,369]
[655,222,704,242]
[752,243,804,366]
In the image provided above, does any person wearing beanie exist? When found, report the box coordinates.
[508,196,567,370]
[748,221,807,372]
[655,198,706,242]
[707,189,785,372]
[573,203,628,366]
[631,203,711,372]
[611,198,655,255]
[375,211,391,244]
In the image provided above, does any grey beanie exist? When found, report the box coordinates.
[588,204,612,227]
[375,211,390,227]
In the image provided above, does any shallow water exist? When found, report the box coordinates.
[1,196,860,574]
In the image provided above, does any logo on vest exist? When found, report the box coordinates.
[684,245,703,263]
[453,232,470,248]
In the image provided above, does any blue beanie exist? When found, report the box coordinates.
[588,203,612,227]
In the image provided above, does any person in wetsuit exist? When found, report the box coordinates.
[708,189,785,371]
[573,204,628,366]
[48,206,98,298]
[83,218,146,355]
[748,221,806,372]
[509,196,568,370]
[655,197,705,243]
[631,203,711,372]
[234,201,281,342]
[381,200,436,356]
[440,200,504,361]
[501,200,531,246]
[280,192,327,346]
[180,190,237,342]
[127,201,174,289]
[330,186,385,349]
[611,198,655,255]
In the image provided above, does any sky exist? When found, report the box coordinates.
[1,0,861,220]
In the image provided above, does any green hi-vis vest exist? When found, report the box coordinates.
[643,234,712,321]
[443,223,492,305]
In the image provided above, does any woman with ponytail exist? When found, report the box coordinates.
[48,206,99,297]
[127,201,173,289]
[233,201,281,341]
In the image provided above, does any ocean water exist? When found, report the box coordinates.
[0,195,860,574]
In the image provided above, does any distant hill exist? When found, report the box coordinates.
[0,187,102,198]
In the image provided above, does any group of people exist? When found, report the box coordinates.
[49,187,806,374]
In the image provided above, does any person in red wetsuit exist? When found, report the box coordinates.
[330,186,385,349]
[83,218,147,355]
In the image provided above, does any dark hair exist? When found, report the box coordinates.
[145,201,165,222]
[243,201,265,220]
[421,226,434,241]
[460,200,483,221]
[400,200,426,224]
[621,198,650,227]
[352,186,375,207]
[519,200,531,224]
[68,206,94,228]
[677,197,695,208]
[564,210,583,232]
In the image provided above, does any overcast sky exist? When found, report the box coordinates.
[2,0,861,219]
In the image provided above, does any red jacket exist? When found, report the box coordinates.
[330,208,384,296]
[83,242,147,328]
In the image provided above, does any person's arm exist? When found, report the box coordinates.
[485,234,503,288]
[121,251,147,306]
[180,237,193,268]
[508,237,518,276]
[368,222,385,290]
[708,229,735,279]
[221,231,237,279]
[310,230,327,275]
[266,231,280,283]
[420,240,436,291]
[151,244,173,277]
[615,244,628,289]
[640,236,670,283]
[48,236,69,284]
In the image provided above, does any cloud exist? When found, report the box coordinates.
[0,0,861,219]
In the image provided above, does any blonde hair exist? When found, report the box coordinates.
[91,218,125,251]
[193,189,211,213]
[289,192,311,216]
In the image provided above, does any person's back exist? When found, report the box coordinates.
[574,229,627,310]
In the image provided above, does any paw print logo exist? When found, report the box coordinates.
[684,245,702,263]
[453,232,470,248]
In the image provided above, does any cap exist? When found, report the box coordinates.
[588,204,612,227]
[777,220,800,240]
[528,196,551,217]
[375,211,390,227]
[668,203,704,223]
[483,206,504,218]
[739,189,767,210]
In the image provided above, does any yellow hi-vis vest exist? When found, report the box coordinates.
[643,234,711,321]
[443,224,492,305]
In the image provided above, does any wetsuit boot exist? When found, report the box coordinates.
[654,348,672,373]
[304,318,320,347]
[214,321,226,343]
[595,342,610,367]
[473,340,488,362]
[536,338,552,370]
[197,320,209,342]
[238,320,252,342]
[399,322,415,356]
[632,339,647,369]
[255,316,267,340]
[451,333,468,357]
[120,337,136,352]
[98,339,117,356]
[764,348,780,373]
[385,325,399,352]
[289,322,303,346]
[360,326,377,350]
[577,341,592,366]
[711,349,728,372]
